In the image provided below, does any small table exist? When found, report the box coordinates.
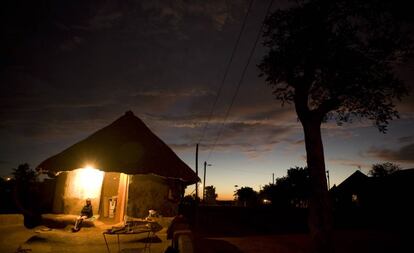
[103,221,161,253]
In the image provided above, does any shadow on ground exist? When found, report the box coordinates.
[194,238,242,253]
[130,235,162,243]
[26,236,48,244]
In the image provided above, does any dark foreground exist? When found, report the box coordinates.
[195,229,409,253]
[0,224,408,253]
[1,208,411,253]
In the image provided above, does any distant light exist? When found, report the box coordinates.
[351,194,359,203]
[262,199,271,204]
[5,177,11,181]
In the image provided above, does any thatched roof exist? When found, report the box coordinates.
[36,111,198,185]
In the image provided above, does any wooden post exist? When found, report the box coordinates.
[203,161,207,201]
[195,144,199,200]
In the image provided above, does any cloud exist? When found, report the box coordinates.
[366,143,414,163]
[89,10,123,30]
[140,0,245,32]
[0,118,107,141]
[1,0,292,150]
[137,92,301,159]
[327,159,371,170]
[398,135,414,143]
[132,88,214,98]
[59,36,84,51]
[3,0,412,180]
[171,140,280,160]
[395,57,414,118]
[165,119,296,159]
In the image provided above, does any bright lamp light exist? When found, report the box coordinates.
[65,166,104,199]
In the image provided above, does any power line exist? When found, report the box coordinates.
[197,0,255,145]
[207,0,275,162]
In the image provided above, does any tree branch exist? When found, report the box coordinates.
[294,83,311,122]
[314,98,341,118]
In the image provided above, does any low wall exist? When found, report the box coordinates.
[41,214,96,228]
[189,206,309,236]
[0,214,24,226]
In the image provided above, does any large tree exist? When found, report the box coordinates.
[369,162,401,177]
[258,0,412,252]
[234,186,258,207]
[204,185,218,204]
[260,167,310,208]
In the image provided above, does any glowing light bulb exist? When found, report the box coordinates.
[65,166,104,199]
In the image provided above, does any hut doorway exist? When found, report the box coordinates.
[99,172,128,224]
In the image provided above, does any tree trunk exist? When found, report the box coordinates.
[302,117,333,253]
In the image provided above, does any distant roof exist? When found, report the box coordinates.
[36,111,199,185]
[332,170,368,192]
[391,168,414,177]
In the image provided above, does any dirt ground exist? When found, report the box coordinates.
[0,223,171,253]
[195,229,410,253]
[0,220,409,253]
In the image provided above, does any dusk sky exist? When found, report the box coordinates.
[1,0,413,200]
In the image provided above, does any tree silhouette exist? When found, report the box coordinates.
[260,167,310,208]
[234,187,258,207]
[204,185,218,205]
[369,162,401,177]
[258,0,412,252]
[12,163,36,183]
[11,163,40,227]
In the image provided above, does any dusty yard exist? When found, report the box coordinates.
[0,214,409,253]
[0,216,171,253]
[195,229,410,253]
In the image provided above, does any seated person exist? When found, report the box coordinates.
[145,209,158,221]
[72,198,93,232]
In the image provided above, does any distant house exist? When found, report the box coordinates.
[36,111,199,222]
[369,168,414,212]
[330,168,414,227]
[330,170,369,209]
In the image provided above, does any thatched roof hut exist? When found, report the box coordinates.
[36,111,198,218]
[37,111,198,185]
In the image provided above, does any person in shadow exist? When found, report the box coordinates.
[72,198,93,232]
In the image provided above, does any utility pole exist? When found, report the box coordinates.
[203,161,212,201]
[195,144,199,200]
[326,170,330,190]
[272,173,275,185]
